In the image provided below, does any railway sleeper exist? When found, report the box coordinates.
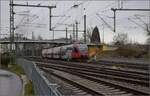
[38,63,148,87]
[43,70,90,96]
[37,62,149,81]
[46,66,149,95]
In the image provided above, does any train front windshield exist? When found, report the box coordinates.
[78,44,88,52]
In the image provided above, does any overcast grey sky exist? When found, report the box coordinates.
[0,0,150,44]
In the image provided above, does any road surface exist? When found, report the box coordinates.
[0,69,22,96]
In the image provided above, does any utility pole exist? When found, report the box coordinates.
[113,9,116,32]
[32,32,35,40]
[49,8,52,31]
[0,28,2,68]
[10,0,15,64]
[70,35,72,42]
[75,21,78,41]
[84,8,86,43]
[73,24,75,41]
[66,27,68,43]
[10,0,14,52]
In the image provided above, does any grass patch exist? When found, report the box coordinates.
[98,50,117,57]
[25,80,35,96]
[8,64,35,96]
[7,64,25,76]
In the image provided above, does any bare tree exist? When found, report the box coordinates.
[113,33,128,45]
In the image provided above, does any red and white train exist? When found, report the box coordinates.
[42,43,88,60]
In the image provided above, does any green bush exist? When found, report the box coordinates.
[8,64,25,76]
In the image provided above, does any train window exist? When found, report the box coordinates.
[78,45,88,51]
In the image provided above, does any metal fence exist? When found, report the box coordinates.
[16,58,62,96]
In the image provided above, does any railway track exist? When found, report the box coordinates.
[42,59,149,78]
[25,56,149,75]
[93,60,149,71]
[37,62,148,86]
[27,57,149,80]
[43,70,93,96]
[25,57,149,95]
[26,57,149,83]
[41,67,149,96]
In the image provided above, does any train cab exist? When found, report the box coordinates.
[72,44,88,59]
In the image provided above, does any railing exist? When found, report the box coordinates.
[16,58,61,96]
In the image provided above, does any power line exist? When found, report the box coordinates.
[53,1,87,30]
[134,14,148,25]
[96,13,114,32]
[128,18,150,33]
[111,8,150,32]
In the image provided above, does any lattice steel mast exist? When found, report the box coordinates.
[10,0,14,51]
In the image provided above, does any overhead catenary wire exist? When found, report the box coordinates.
[96,13,114,32]
[134,14,148,25]
[15,8,47,38]
[86,1,115,27]
[52,2,78,29]
[128,17,150,33]
[15,0,54,38]
[53,1,87,30]
[96,13,113,19]
[99,2,116,13]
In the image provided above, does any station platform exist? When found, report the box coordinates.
[0,69,22,96]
